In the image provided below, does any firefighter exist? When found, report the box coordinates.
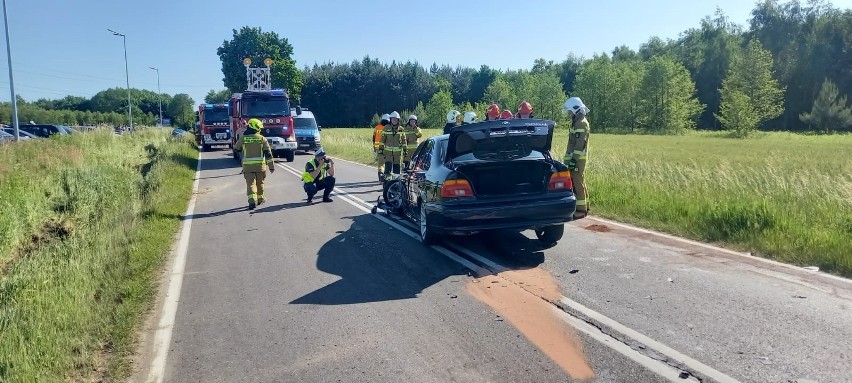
[403,114,422,169]
[374,113,390,180]
[379,111,405,176]
[302,148,336,204]
[563,97,591,219]
[485,103,501,121]
[499,110,514,120]
[443,110,461,134]
[234,118,275,210]
[517,101,534,118]
[462,111,477,125]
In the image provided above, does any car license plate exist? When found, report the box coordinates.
[215,133,226,139]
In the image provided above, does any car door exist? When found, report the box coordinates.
[407,140,433,210]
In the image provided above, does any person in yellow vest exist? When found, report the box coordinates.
[403,114,422,169]
[302,149,336,204]
[562,97,591,219]
[374,113,390,181]
[379,111,405,176]
[234,118,275,210]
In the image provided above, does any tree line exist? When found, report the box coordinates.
[0,88,196,129]
[208,0,850,135]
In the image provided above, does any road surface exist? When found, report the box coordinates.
[133,149,852,383]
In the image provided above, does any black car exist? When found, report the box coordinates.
[394,119,577,245]
[16,124,69,138]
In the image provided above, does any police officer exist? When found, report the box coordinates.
[517,101,534,118]
[302,149,336,204]
[374,113,390,180]
[563,97,591,219]
[234,118,274,210]
[403,114,422,169]
[379,111,405,176]
[443,110,460,134]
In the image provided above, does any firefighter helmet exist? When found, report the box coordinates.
[247,118,263,132]
[389,111,401,119]
[446,110,461,123]
[463,111,477,124]
[518,101,533,116]
[563,97,590,115]
[499,110,514,120]
[486,103,501,119]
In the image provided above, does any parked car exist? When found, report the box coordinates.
[16,124,69,138]
[388,119,577,245]
[292,108,322,153]
[1,127,38,140]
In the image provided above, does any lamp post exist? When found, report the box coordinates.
[149,66,162,126]
[108,28,132,129]
[3,0,20,141]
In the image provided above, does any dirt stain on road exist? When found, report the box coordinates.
[467,268,595,381]
[584,224,611,233]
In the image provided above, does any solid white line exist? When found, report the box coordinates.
[279,161,737,382]
[552,306,699,382]
[146,158,202,383]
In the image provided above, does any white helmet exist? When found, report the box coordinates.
[563,97,590,115]
[381,113,390,121]
[389,111,401,119]
[408,115,417,121]
[463,111,477,124]
[446,110,461,123]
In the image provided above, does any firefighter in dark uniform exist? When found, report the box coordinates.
[234,118,274,210]
[379,111,405,176]
[563,97,590,219]
[403,114,422,169]
[302,149,336,204]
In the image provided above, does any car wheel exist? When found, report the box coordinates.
[383,180,405,212]
[285,150,295,162]
[202,144,210,152]
[535,224,564,244]
[419,202,439,245]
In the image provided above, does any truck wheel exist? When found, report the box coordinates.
[535,224,564,244]
[285,150,295,162]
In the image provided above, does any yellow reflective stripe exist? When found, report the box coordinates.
[573,150,586,155]
[571,128,586,133]
[243,156,264,161]
[243,160,264,165]
[576,200,587,206]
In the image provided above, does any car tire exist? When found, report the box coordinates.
[285,150,295,162]
[202,144,210,152]
[382,180,405,213]
[419,202,439,245]
[535,224,564,244]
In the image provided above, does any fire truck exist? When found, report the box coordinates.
[229,89,298,162]
[196,103,232,151]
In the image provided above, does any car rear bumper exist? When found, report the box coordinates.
[267,138,297,151]
[426,194,576,233]
[297,137,321,150]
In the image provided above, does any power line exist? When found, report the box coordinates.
[3,62,216,88]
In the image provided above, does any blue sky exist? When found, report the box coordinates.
[0,0,848,107]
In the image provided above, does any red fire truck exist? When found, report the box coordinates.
[229,89,298,162]
[196,103,232,151]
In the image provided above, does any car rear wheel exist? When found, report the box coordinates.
[419,202,439,245]
[285,150,295,162]
[535,224,564,244]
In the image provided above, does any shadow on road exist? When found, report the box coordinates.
[200,154,240,172]
[453,230,550,270]
[290,215,545,306]
[252,201,308,214]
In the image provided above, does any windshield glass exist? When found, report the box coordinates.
[294,118,317,129]
[203,108,229,123]
[243,98,290,117]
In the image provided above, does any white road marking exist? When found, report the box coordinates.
[147,158,202,383]
[278,162,740,382]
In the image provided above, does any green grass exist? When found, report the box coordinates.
[0,128,198,382]
[321,127,852,277]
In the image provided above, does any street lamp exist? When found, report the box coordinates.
[2,0,20,141]
[149,66,162,127]
[108,28,132,130]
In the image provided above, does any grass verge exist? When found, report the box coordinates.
[0,128,198,382]
[321,127,852,277]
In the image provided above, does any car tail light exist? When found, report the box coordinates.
[548,171,573,191]
[441,179,474,198]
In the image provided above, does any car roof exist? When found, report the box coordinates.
[293,110,315,119]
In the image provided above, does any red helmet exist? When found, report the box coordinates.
[486,103,501,119]
[518,101,533,116]
[499,110,514,120]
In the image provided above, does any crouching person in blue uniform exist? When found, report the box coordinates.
[302,149,336,204]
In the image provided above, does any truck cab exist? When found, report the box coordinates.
[197,103,232,151]
[230,89,297,162]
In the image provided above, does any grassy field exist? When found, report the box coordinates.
[0,129,198,382]
[321,127,852,277]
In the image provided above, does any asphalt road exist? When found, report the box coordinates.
[136,149,852,383]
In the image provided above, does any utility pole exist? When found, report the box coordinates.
[108,29,132,129]
[150,66,162,126]
[3,0,20,141]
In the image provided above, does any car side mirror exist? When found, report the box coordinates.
[317,126,322,131]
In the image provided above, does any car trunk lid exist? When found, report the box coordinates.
[446,119,555,161]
